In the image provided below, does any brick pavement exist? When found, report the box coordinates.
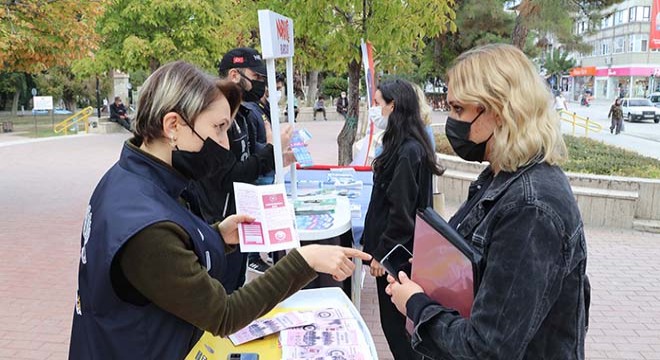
[1,123,660,359]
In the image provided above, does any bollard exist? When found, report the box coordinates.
[572,112,577,136]
[586,117,589,137]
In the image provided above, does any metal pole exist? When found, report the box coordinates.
[96,75,101,118]
[267,59,285,185]
[286,57,297,199]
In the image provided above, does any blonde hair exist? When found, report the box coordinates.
[134,61,219,143]
[447,43,567,172]
[412,83,433,126]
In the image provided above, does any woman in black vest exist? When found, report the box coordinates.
[69,61,370,359]
[361,79,444,359]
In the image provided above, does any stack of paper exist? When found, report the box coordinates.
[293,195,337,215]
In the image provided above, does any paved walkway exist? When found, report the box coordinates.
[1,121,659,359]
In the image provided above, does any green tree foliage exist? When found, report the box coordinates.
[321,77,349,99]
[33,67,111,111]
[95,0,256,73]
[511,0,625,51]
[419,0,515,79]
[0,72,27,114]
[263,0,455,164]
[0,0,104,74]
[543,48,576,78]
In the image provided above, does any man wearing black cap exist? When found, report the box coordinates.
[216,48,295,288]
[218,48,269,159]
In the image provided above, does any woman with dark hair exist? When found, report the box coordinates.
[362,79,444,359]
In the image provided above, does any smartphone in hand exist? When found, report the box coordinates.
[380,244,413,283]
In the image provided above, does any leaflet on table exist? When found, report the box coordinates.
[293,194,337,215]
[279,308,369,359]
[234,182,300,252]
[280,330,364,347]
[281,345,368,360]
[289,318,361,332]
[291,128,314,167]
[295,213,334,231]
[228,311,314,346]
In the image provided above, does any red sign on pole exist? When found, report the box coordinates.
[651,0,660,49]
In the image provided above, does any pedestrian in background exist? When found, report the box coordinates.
[109,96,131,131]
[313,95,328,121]
[336,91,349,119]
[608,98,624,135]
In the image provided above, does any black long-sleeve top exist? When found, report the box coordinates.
[361,138,433,261]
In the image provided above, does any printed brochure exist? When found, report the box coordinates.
[234,182,300,252]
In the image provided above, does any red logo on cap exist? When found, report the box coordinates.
[232,57,245,64]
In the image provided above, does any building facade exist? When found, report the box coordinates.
[571,0,660,101]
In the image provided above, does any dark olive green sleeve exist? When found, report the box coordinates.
[119,221,317,336]
[211,221,238,254]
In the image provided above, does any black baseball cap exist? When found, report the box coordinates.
[218,47,267,77]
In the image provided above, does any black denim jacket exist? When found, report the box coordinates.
[406,161,590,360]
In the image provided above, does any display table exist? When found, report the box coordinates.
[297,196,352,242]
[285,167,374,307]
[185,287,378,360]
[286,168,373,245]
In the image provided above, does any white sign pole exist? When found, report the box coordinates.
[286,56,297,199]
[266,58,284,184]
[258,9,295,187]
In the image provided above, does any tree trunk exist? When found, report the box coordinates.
[337,59,361,165]
[512,14,528,50]
[306,70,319,107]
[149,58,160,73]
[11,91,19,116]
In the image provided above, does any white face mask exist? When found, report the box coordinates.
[275,90,282,102]
[369,106,388,130]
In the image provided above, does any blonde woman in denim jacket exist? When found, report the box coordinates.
[386,44,590,359]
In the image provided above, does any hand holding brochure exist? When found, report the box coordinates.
[290,129,313,167]
[234,182,300,252]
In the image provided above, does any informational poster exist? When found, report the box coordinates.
[33,96,53,110]
[651,0,660,49]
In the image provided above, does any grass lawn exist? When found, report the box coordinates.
[434,133,660,179]
[1,114,85,137]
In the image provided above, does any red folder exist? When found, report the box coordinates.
[407,208,482,333]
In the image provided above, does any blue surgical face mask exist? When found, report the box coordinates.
[445,110,492,162]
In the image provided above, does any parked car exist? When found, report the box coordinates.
[620,98,660,123]
[54,108,73,115]
[648,92,660,108]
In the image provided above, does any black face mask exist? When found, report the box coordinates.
[445,110,493,162]
[172,137,234,181]
[239,71,266,102]
[170,114,234,181]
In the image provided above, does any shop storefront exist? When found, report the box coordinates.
[594,66,660,100]
[569,67,596,101]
